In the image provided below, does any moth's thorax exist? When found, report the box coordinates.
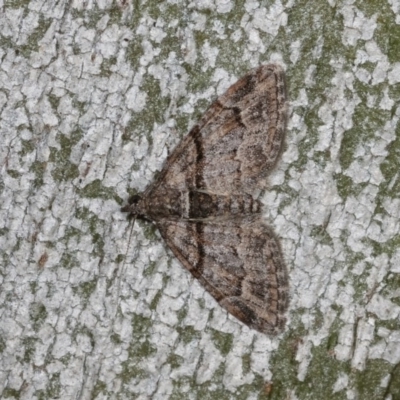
[144,187,261,220]
[121,195,147,218]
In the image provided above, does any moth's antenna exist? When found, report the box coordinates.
[110,214,137,330]
[122,215,136,273]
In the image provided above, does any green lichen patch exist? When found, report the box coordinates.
[92,380,108,399]
[30,160,47,188]
[73,279,97,303]
[29,301,48,331]
[2,387,21,399]
[0,335,7,354]
[17,14,53,56]
[352,359,393,400]
[5,169,21,179]
[176,325,201,345]
[22,336,38,363]
[78,179,115,199]
[117,315,157,387]
[209,328,233,357]
[149,290,162,311]
[137,219,159,242]
[387,363,400,399]
[35,372,61,400]
[59,252,79,270]
[167,353,184,370]
[49,135,80,183]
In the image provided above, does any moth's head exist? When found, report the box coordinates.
[120,194,147,220]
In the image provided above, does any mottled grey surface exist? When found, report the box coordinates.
[1,1,400,399]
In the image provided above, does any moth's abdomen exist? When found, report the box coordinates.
[146,188,261,220]
[186,191,261,219]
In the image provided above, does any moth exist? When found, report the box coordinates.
[121,64,289,335]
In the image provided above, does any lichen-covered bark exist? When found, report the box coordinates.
[0,0,399,399]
